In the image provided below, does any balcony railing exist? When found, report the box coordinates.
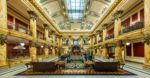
[120,22,144,35]
[105,34,114,40]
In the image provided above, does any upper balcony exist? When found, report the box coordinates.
[105,33,114,40]
[120,21,144,35]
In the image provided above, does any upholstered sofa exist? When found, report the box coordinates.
[93,62,119,72]
[31,62,56,72]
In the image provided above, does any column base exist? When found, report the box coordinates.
[0,61,7,67]
[52,49,55,56]
[29,47,37,61]
[44,48,49,56]
[102,48,108,58]
[0,44,7,66]
[143,64,150,69]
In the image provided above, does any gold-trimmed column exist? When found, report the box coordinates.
[144,0,150,31]
[102,44,108,58]
[93,35,96,55]
[0,0,7,66]
[58,35,62,55]
[144,0,150,67]
[115,41,124,64]
[96,31,100,56]
[80,35,83,49]
[102,24,108,58]
[44,24,49,56]
[89,35,93,48]
[52,31,56,55]
[144,34,150,66]
[114,10,124,63]
[68,35,72,48]
[114,10,123,38]
[59,36,62,48]
[27,11,37,61]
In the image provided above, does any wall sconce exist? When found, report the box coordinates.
[126,42,130,46]
[41,45,44,48]
[20,43,25,46]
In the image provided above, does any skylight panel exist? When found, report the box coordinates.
[65,0,86,20]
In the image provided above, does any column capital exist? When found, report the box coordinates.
[43,24,49,29]
[27,10,38,21]
[96,30,102,34]
[102,23,108,29]
[68,35,72,38]
[51,31,55,35]
[113,10,123,20]
[80,35,83,38]
[57,35,62,38]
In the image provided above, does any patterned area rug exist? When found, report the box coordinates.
[16,69,136,76]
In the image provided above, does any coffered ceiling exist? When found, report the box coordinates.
[36,0,114,32]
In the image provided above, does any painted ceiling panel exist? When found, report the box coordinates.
[54,16,65,24]
[43,1,60,15]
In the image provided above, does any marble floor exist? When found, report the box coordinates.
[0,57,150,78]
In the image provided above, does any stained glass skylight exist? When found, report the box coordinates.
[65,0,86,20]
